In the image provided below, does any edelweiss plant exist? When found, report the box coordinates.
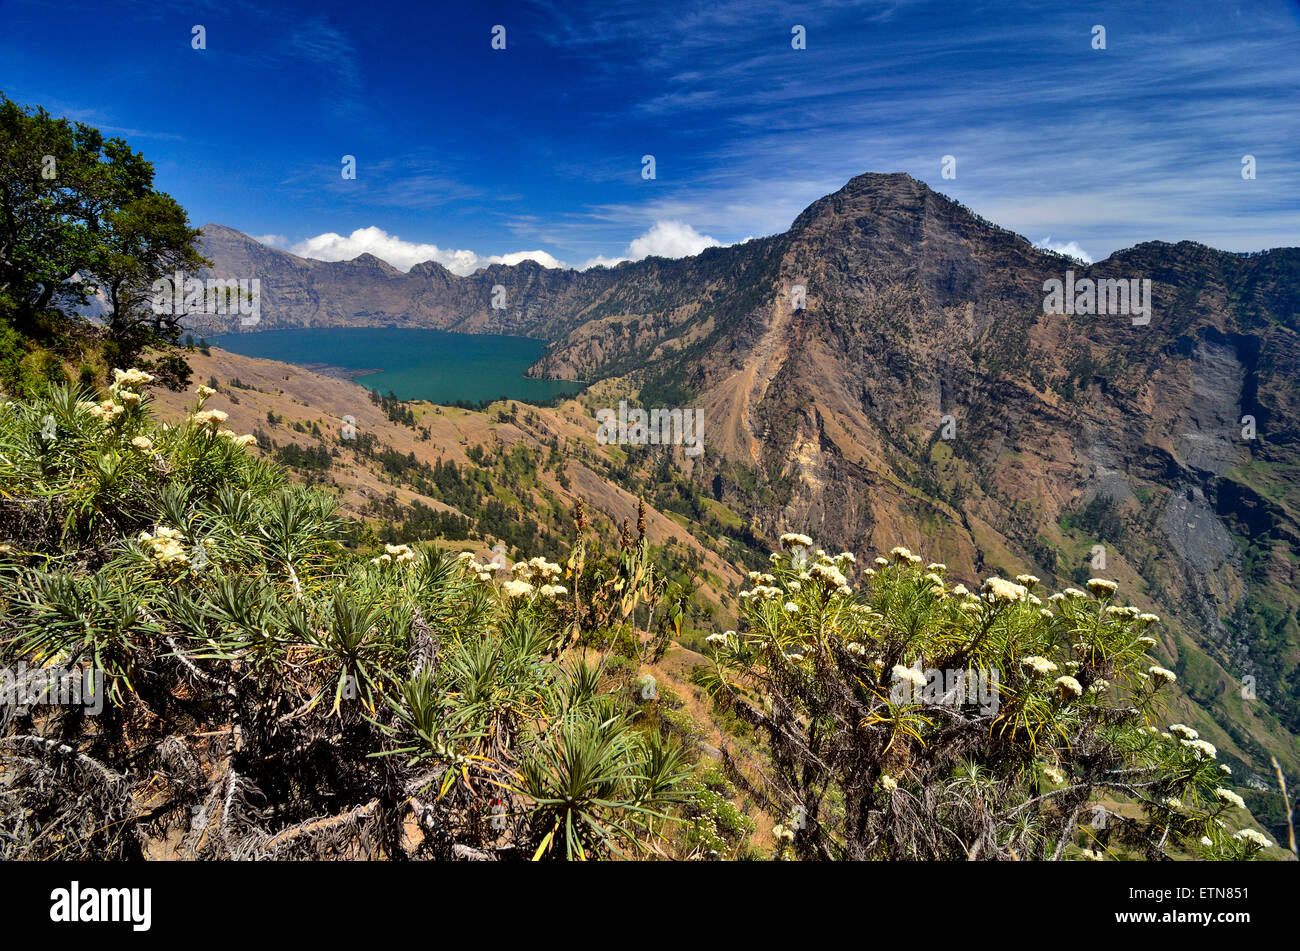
[700,539,1276,860]
[0,378,689,861]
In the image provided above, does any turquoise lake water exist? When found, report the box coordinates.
[208,327,583,405]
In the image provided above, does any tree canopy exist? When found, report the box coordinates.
[0,92,206,364]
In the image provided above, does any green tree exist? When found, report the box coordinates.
[0,93,206,363]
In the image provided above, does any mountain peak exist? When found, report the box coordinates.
[346,252,401,274]
[788,171,934,235]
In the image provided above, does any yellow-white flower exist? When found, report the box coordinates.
[1182,738,1217,760]
[1214,788,1245,809]
[1233,829,1272,849]
[1148,666,1177,687]
[502,579,535,598]
[112,367,155,390]
[982,577,1028,603]
[193,409,229,429]
[892,665,926,690]
[1086,578,1119,597]
[1021,656,1058,676]
[1054,675,1083,699]
[130,436,154,451]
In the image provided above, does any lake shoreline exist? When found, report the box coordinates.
[297,362,383,382]
[208,326,584,404]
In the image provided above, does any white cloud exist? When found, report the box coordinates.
[580,254,631,269]
[580,220,722,268]
[491,249,567,269]
[284,220,726,276]
[287,226,564,276]
[1033,236,1094,264]
[627,220,721,259]
[253,234,288,248]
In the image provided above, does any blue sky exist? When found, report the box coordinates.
[2,0,1297,273]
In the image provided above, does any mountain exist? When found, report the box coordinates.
[197,174,1300,816]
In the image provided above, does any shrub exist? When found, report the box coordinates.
[698,540,1277,861]
[0,375,690,860]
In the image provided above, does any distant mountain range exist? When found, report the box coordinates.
[197,173,1300,803]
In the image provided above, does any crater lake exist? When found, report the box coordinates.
[208,327,583,405]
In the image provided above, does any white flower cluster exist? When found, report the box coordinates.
[1181,738,1217,760]
[217,429,257,447]
[79,399,125,424]
[1054,675,1083,699]
[139,525,187,566]
[808,561,846,587]
[473,556,567,599]
[193,409,229,430]
[892,664,926,690]
[982,577,1028,604]
[112,368,155,392]
[1021,655,1058,676]
[1148,666,1177,687]
[1233,829,1272,849]
[1086,578,1119,597]
[371,543,418,566]
[1214,788,1245,809]
[513,557,563,581]
[889,546,922,564]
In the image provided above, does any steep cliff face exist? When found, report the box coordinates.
[198,175,1300,793]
